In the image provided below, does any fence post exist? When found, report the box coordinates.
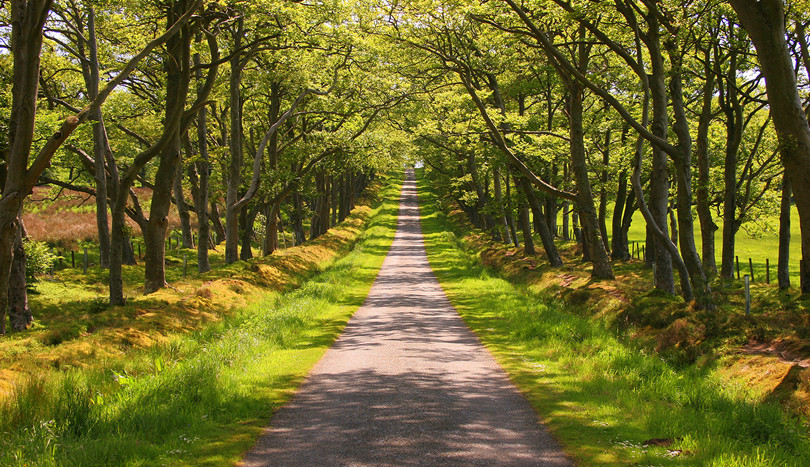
[736,255,740,279]
[744,275,751,315]
[766,258,770,285]
[183,253,188,278]
[749,258,754,282]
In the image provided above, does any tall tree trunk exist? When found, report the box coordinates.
[0,0,53,334]
[519,205,534,255]
[338,173,349,223]
[174,156,193,248]
[598,128,611,252]
[192,50,210,272]
[86,8,111,269]
[611,170,631,260]
[505,172,519,248]
[143,1,192,294]
[122,232,136,265]
[210,201,225,244]
[568,80,613,279]
[545,164,558,236]
[668,52,713,308]
[696,48,718,277]
[516,175,563,267]
[225,17,245,264]
[493,166,511,243]
[646,19,675,294]
[8,223,31,331]
[320,175,331,236]
[561,162,570,240]
[263,201,280,256]
[669,204,678,247]
[467,155,490,231]
[779,175,791,289]
[719,51,744,280]
[293,191,306,245]
[240,205,258,260]
[330,174,339,228]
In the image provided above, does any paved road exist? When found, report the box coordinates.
[241,169,572,466]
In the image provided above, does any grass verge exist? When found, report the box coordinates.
[417,171,810,466]
[0,176,401,466]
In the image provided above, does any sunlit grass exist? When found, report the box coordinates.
[418,170,810,466]
[0,175,401,466]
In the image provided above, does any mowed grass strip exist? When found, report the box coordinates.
[416,173,810,466]
[0,176,401,466]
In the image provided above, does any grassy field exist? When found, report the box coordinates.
[560,202,801,285]
[0,176,401,465]
[619,207,802,285]
[418,172,810,466]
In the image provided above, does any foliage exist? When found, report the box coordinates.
[23,240,57,284]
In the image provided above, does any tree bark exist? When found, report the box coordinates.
[493,166,511,243]
[505,172,519,248]
[516,175,563,267]
[1,0,53,334]
[598,128,611,252]
[174,155,193,248]
[568,79,614,279]
[667,49,713,308]
[240,205,258,261]
[779,175,791,289]
[611,170,631,260]
[562,162,570,240]
[143,0,192,294]
[8,224,32,331]
[192,51,211,273]
[719,51,744,279]
[263,202,280,256]
[645,18,675,294]
[519,205,534,255]
[85,8,111,269]
[292,191,306,245]
[695,47,718,277]
[225,17,245,264]
[210,201,225,244]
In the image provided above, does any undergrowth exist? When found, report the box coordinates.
[0,176,401,465]
[417,170,810,466]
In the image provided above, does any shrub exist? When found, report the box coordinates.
[23,239,57,283]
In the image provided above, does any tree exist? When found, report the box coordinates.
[730,0,810,294]
[1,0,199,333]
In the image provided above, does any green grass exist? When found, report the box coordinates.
[0,177,402,466]
[418,171,810,465]
[592,205,801,285]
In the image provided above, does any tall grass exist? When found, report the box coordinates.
[0,177,401,466]
[418,171,810,465]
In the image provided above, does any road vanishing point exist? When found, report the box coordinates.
[242,169,572,466]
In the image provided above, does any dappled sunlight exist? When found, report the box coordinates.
[0,175,404,465]
[243,169,570,466]
[416,170,810,465]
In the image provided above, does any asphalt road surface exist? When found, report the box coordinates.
[241,169,572,466]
